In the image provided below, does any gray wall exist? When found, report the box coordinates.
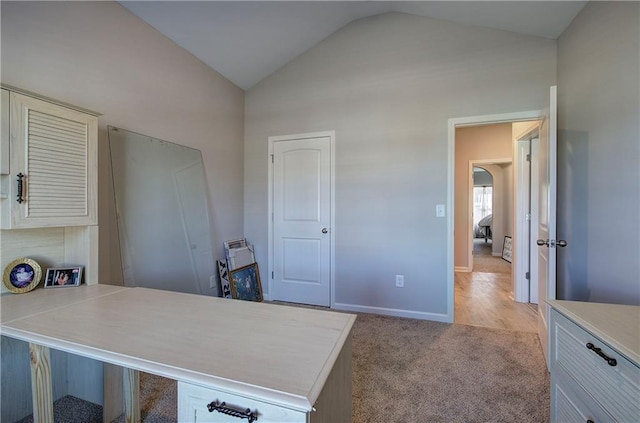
[245,12,556,319]
[557,2,640,305]
[1,1,245,284]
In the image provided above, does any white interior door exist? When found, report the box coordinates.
[272,136,331,306]
[537,86,558,370]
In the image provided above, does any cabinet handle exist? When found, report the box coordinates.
[207,400,258,422]
[586,342,617,366]
[587,420,594,423]
[16,173,25,204]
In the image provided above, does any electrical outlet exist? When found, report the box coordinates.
[395,275,404,288]
[210,275,215,289]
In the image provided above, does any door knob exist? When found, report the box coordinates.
[322,228,328,234]
[536,239,549,246]
[556,240,568,247]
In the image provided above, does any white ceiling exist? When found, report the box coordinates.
[120,1,587,90]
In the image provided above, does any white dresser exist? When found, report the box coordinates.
[548,300,640,423]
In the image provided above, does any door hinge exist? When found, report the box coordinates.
[271,154,274,163]
[525,272,530,280]
[526,153,531,162]
[271,271,274,279]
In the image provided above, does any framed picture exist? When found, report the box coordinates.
[44,267,83,288]
[229,263,263,302]
[502,236,513,263]
[3,258,42,294]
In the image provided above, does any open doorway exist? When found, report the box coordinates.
[451,118,540,332]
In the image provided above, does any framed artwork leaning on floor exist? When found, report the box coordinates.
[229,263,263,302]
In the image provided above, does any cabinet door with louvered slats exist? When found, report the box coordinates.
[6,92,97,228]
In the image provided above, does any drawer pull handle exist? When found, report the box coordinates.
[586,342,617,366]
[587,420,595,423]
[207,400,258,422]
[16,173,25,204]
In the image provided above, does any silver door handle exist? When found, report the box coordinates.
[322,228,328,234]
[537,239,568,248]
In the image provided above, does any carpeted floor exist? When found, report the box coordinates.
[16,311,549,423]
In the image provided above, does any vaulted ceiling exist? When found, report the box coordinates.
[121,1,587,90]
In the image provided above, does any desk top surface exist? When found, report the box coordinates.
[548,300,640,365]
[0,285,356,411]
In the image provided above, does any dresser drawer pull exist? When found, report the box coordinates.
[587,420,594,423]
[207,400,258,422]
[586,342,617,367]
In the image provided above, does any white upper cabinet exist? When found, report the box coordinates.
[0,89,98,229]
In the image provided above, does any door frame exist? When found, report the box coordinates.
[513,124,541,303]
[466,158,512,273]
[447,111,542,322]
[267,131,336,305]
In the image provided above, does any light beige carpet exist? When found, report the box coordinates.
[19,313,549,423]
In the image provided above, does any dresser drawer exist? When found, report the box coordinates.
[551,310,640,422]
[552,373,614,423]
[178,381,307,423]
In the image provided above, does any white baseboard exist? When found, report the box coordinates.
[333,302,452,323]
[492,252,502,257]
[454,266,471,272]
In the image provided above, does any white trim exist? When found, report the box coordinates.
[529,137,540,304]
[454,266,471,273]
[447,110,542,324]
[491,252,502,257]
[267,131,336,308]
[513,126,539,303]
[333,303,450,323]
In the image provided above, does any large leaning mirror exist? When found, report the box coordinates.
[108,126,216,295]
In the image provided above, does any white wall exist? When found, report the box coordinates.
[0,1,245,284]
[557,1,640,305]
[245,12,555,319]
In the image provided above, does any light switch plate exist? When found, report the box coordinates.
[436,204,445,217]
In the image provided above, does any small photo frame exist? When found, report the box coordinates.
[3,258,42,294]
[229,263,263,302]
[502,236,513,263]
[44,267,83,288]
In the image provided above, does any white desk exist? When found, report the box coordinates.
[1,285,355,422]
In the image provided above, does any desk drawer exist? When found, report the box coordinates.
[551,310,640,423]
[178,381,307,423]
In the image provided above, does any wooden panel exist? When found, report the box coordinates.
[3,288,356,412]
[552,310,640,423]
[1,284,126,323]
[26,107,88,218]
[6,92,97,228]
[1,89,8,175]
[64,225,99,285]
[548,300,640,364]
[178,381,306,423]
[123,368,140,423]
[104,363,124,423]
[0,227,65,294]
[29,343,54,423]
[552,375,613,423]
[311,332,352,423]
